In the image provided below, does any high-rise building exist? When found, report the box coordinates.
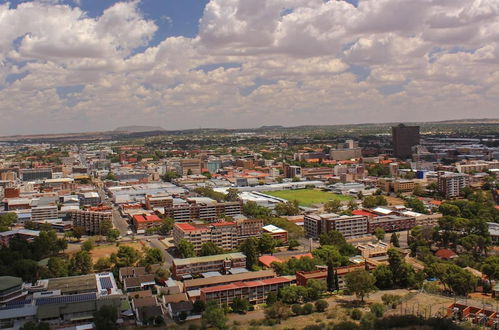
[69,208,112,234]
[20,168,53,181]
[438,172,470,198]
[392,124,420,159]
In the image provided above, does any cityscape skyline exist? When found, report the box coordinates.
[1,0,499,135]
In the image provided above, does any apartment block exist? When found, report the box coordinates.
[132,214,162,231]
[179,159,202,176]
[438,172,470,198]
[368,215,416,233]
[304,214,368,239]
[69,208,112,234]
[173,219,263,252]
[145,194,173,210]
[378,178,416,193]
[31,205,59,222]
[392,124,420,159]
[200,277,292,305]
[20,168,53,181]
[172,253,247,279]
[164,199,242,222]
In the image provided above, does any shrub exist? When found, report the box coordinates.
[302,303,314,315]
[351,308,362,320]
[292,304,303,315]
[315,299,329,312]
[370,303,385,318]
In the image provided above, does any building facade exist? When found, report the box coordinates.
[392,124,420,159]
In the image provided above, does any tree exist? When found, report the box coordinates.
[324,199,341,213]
[94,257,112,272]
[178,239,196,258]
[373,265,394,290]
[390,232,400,247]
[230,297,250,313]
[307,279,326,301]
[344,270,376,302]
[313,245,348,267]
[280,285,308,304]
[240,237,259,269]
[81,239,94,252]
[315,299,328,312]
[98,220,113,236]
[327,263,335,291]
[162,170,179,182]
[288,239,299,250]
[72,226,86,240]
[292,176,301,182]
[140,248,163,266]
[94,305,118,330]
[225,188,240,202]
[157,218,174,236]
[405,198,429,214]
[266,291,278,305]
[275,201,300,216]
[363,195,388,208]
[200,241,224,256]
[0,212,17,231]
[258,233,277,254]
[374,228,385,241]
[106,229,120,242]
[69,250,92,275]
[47,257,69,277]
[202,302,227,329]
[114,245,140,267]
[105,172,117,181]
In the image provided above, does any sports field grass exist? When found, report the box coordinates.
[263,189,353,206]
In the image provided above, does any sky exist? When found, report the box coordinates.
[0,0,499,135]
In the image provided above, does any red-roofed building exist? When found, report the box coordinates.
[259,255,282,268]
[200,277,292,305]
[435,249,458,260]
[133,214,162,231]
[173,219,263,252]
[352,210,376,217]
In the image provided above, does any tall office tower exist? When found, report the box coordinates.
[392,124,420,159]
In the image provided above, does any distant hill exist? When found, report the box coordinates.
[114,125,165,133]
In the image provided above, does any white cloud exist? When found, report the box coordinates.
[0,0,498,135]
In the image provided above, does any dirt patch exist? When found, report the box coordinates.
[90,242,144,262]
[386,196,406,206]
[65,241,145,263]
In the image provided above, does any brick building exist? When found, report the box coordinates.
[304,214,368,239]
[69,208,112,234]
[200,277,292,305]
[368,215,416,233]
[164,199,242,222]
[172,253,247,279]
[173,219,263,252]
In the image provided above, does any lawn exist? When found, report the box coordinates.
[65,241,145,263]
[263,189,353,207]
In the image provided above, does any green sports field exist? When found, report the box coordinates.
[263,189,353,207]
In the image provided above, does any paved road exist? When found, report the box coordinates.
[149,238,174,265]
[112,207,130,236]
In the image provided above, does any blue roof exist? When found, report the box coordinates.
[99,277,113,289]
[35,293,96,306]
